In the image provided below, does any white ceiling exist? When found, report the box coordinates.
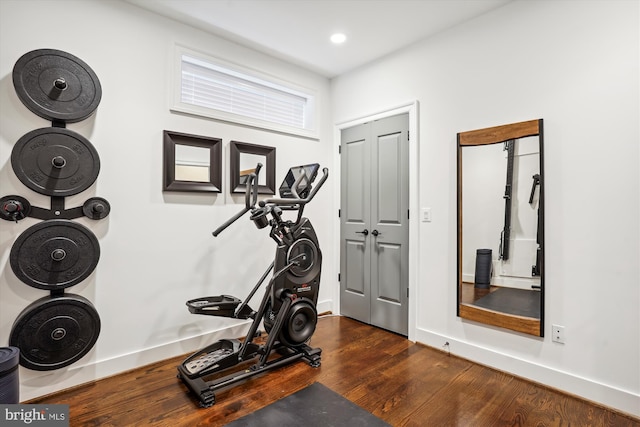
[126,0,512,78]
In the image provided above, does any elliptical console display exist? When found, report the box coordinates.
[177,163,328,407]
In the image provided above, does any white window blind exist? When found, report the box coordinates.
[180,54,314,132]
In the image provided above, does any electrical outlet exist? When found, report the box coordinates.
[552,324,565,343]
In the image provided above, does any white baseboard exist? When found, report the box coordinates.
[414,327,640,418]
[316,299,332,315]
[19,321,252,402]
[19,299,334,402]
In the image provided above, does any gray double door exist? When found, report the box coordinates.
[339,113,409,336]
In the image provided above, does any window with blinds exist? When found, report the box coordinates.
[174,50,316,138]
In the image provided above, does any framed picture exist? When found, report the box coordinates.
[163,130,222,192]
[230,141,276,194]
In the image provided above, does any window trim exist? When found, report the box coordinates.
[172,45,319,140]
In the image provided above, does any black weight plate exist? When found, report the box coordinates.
[11,127,100,197]
[82,197,111,220]
[0,195,31,222]
[9,294,101,371]
[13,49,102,123]
[10,219,100,290]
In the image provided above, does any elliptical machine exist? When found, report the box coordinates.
[177,162,328,407]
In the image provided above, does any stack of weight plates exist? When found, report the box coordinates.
[3,49,108,371]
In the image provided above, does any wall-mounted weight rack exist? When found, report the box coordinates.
[1,49,109,371]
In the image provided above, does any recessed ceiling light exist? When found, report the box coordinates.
[331,33,347,44]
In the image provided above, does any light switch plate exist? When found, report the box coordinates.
[421,208,432,222]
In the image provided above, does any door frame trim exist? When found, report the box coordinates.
[334,101,419,341]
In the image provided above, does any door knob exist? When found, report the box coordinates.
[355,229,369,236]
[371,229,380,236]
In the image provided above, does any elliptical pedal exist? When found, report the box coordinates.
[181,339,241,378]
[186,295,242,317]
[185,348,234,375]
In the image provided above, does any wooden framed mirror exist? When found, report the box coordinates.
[457,119,544,336]
[163,130,222,192]
[230,141,276,194]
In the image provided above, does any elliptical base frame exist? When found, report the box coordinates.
[178,343,321,408]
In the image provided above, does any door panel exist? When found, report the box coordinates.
[345,138,366,222]
[340,113,409,336]
[377,133,403,224]
[376,242,402,303]
[340,123,371,323]
[345,240,366,295]
[370,115,409,334]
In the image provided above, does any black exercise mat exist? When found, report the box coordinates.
[472,287,541,318]
[224,382,391,427]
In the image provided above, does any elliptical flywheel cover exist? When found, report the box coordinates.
[280,298,317,347]
[13,48,102,123]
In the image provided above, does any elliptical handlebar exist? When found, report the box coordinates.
[212,164,327,237]
[260,167,329,207]
[246,163,262,209]
[212,163,263,237]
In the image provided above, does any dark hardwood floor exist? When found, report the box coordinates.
[28,316,639,426]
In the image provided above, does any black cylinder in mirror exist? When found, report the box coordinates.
[474,248,492,289]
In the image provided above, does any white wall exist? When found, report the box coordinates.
[332,0,639,417]
[1,0,638,417]
[0,0,334,400]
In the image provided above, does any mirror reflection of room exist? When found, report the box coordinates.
[174,144,211,182]
[461,136,541,320]
[239,152,267,186]
[457,119,544,337]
